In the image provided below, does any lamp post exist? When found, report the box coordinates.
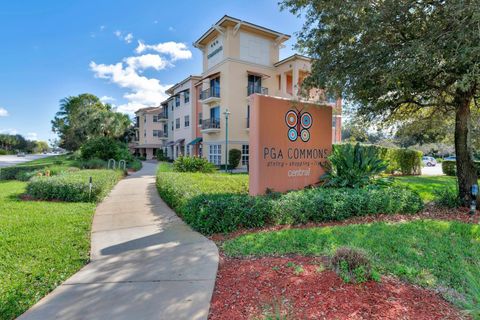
[224,108,231,172]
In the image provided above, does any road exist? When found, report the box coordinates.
[0,154,53,168]
[422,164,444,176]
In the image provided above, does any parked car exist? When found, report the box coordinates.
[17,152,25,157]
[422,156,437,167]
[444,156,456,161]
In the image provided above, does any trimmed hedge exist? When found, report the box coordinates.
[333,144,422,175]
[157,171,423,235]
[0,163,54,180]
[26,169,124,202]
[442,160,480,176]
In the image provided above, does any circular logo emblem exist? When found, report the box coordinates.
[300,129,310,142]
[301,112,312,129]
[288,128,298,141]
[285,110,298,128]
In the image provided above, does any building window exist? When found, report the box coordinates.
[153,130,160,137]
[171,121,174,131]
[144,116,146,123]
[184,90,190,103]
[184,115,190,127]
[153,115,158,122]
[242,144,249,166]
[144,130,146,137]
[209,144,222,165]
[198,112,202,125]
[175,95,180,107]
[210,106,220,121]
[176,118,180,129]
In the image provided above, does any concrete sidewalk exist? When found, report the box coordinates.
[19,162,219,320]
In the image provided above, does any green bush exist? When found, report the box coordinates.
[157,171,423,235]
[0,164,54,180]
[75,158,107,169]
[442,160,480,176]
[331,247,378,283]
[14,165,80,181]
[156,149,168,161]
[228,148,242,169]
[433,186,462,208]
[26,169,124,202]
[333,144,422,175]
[173,156,217,173]
[322,143,388,188]
[80,137,132,161]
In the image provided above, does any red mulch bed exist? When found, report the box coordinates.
[210,206,479,242]
[209,256,465,320]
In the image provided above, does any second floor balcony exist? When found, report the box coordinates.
[154,131,168,140]
[199,86,221,104]
[200,118,221,134]
[247,85,268,96]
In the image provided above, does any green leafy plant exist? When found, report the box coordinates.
[173,156,217,173]
[155,149,168,161]
[434,186,462,208]
[228,148,242,169]
[322,143,388,188]
[80,136,132,161]
[26,169,124,202]
[331,247,375,284]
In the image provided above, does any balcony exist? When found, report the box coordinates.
[199,86,221,104]
[247,85,268,96]
[158,111,168,121]
[154,131,168,140]
[200,118,221,134]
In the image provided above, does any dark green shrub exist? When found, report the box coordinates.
[173,156,216,173]
[0,164,53,180]
[75,158,106,169]
[157,170,423,235]
[228,149,241,169]
[26,169,124,202]
[331,247,378,283]
[434,186,462,208]
[442,160,480,176]
[332,144,422,176]
[322,143,388,188]
[80,137,132,161]
[155,149,168,161]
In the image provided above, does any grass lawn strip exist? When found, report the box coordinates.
[223,219,480,316]
[0,181,96,319]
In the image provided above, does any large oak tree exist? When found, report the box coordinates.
[282,0,480,205]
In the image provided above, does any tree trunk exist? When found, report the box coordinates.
[454,93,478,207]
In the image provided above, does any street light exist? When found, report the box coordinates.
[224,108,231,172]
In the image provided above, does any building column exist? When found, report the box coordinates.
[280,72,287,96]
[292,63,299,98]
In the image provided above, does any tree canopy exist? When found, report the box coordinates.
[282,0,480,205]
[52,93,131,151]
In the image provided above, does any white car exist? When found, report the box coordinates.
[422,156,437,167]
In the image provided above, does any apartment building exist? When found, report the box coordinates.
[191,15,342,167]
[132,106,168,159]
[162,75,202,160]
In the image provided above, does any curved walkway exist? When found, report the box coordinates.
[19,162,219,320]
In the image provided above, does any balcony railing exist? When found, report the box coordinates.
[154,131,168,138]
[199,86,221,100]
[201,118,221,130]
[247,85,268,96]
[158,111,168,120]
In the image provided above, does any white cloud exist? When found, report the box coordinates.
[124,33,133,43]
[90,57,171,115]
[135,40,192,61]
[26,132,38,141]
[0,107,8,117]
[114,30,122,38]
[0,128,17,135]
[100,25,106,31]
[100,96,116,103]
[124,54,169,71]
[168,26,175,32]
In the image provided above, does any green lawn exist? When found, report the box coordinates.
[0,181,96,319]
[15,154,77,167]
[223,220,480,317]
[394,175,457,202]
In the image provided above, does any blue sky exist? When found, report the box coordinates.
[0,1,304,142]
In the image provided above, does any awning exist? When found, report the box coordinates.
[174,138,185,145]
[247,70,270,79]
[187,137,203,146]
[166,141,175,147]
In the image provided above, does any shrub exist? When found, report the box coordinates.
[434,186,462,208]
[80,137,132,161]
[157,170,423,235]
[228,149,242,169]
[156,149,168,161]
[331,247,377,283]
[173,156,217,173]
[442,160,480,176]
[322,143,388,188]
[26,169,124,202]
[333,144,422,175]
[75,158,107,169]
[14,165,80,181]
[0,164,53,180]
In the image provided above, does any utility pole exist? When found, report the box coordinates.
[224,108,231,172]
